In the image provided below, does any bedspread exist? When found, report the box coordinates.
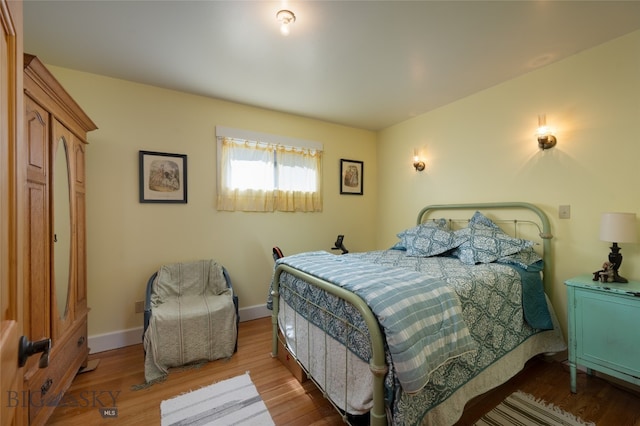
[271,250,563,424]
[347,250,552,330]
[275,251,477,394]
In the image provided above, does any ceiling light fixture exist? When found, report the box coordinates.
[276,9,296,36]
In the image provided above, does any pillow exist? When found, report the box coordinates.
[469,210,500,229]
[389,241,407,251]
[399,220,466,257]
[453,223,534,265]
[402,218,448,232]
[497,247,543,269]
[393,218,448,251]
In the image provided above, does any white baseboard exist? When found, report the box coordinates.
[238,304,271,322]
[88,304,272,354]
[89,327,144,354]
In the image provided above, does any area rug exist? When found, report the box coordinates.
[475,390,595,426]
[160,373,274,426]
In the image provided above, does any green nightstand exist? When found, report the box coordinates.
[565,274,640,393]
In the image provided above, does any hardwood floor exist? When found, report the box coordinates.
[455,355,640,426]
[47,317,640,425]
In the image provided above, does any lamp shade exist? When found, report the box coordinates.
[599,212,638,243]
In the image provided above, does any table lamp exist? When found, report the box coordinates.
[599,212,638,283]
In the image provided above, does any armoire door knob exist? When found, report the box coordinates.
[18,336,51,368]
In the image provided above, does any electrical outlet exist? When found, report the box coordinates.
[559,205,571,219]
[134,301,144,313]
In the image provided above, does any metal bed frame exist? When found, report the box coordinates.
[270,202,553,426]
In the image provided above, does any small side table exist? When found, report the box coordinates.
[565,274,640,393]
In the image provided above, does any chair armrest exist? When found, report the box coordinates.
[143,272,158,339]
[222,267,233,291]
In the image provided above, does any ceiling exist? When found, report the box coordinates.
[23,1,640,131]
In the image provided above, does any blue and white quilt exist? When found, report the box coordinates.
[274,251,477,394]
[270,249,558,425]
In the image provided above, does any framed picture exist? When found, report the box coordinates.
[139,150,187,203]
[340,159,363,195]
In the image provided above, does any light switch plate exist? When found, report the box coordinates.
[559,205,571,219]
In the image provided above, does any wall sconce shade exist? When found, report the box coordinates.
[413,149,425,172]
[276,9,296,36]
[599,212,638,283]
[536,114,557,150]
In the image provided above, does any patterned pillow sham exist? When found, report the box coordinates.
[469,210,500,229]
[497,246,543,269]
[392,218,448,251]
[452,223,534,265]
[399,220,466,257]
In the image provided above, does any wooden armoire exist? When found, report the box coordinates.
[22,54,97,425]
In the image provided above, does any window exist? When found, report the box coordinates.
[216,128,323,212]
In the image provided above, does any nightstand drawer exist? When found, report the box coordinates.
[576,289,640,376]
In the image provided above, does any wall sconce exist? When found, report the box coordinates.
[536,114,557,150]
[413,149,425,172]
[276,9,296,36]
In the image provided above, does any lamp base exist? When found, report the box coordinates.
[612,271,629,284]
[608,242,628,283]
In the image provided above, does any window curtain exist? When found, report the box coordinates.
[274,145,323,212]
[217,138,276,211]
[217,137,323,212]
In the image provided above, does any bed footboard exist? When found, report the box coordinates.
[271,264,388,426]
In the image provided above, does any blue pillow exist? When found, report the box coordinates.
[389,241,407,251]
[399,220,466,257]
[469,210,500,229]
[497,247,542,269]
[453,223,534,265]
[393,218,448,251]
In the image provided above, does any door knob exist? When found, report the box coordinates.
[18,336,51,368]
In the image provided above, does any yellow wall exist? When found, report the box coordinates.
[48,29,639,345]
[376,30,640,335]
[46,66,377,338]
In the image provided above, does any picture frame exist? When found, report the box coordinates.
[340,159,363,195]
[139,150,187,203]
